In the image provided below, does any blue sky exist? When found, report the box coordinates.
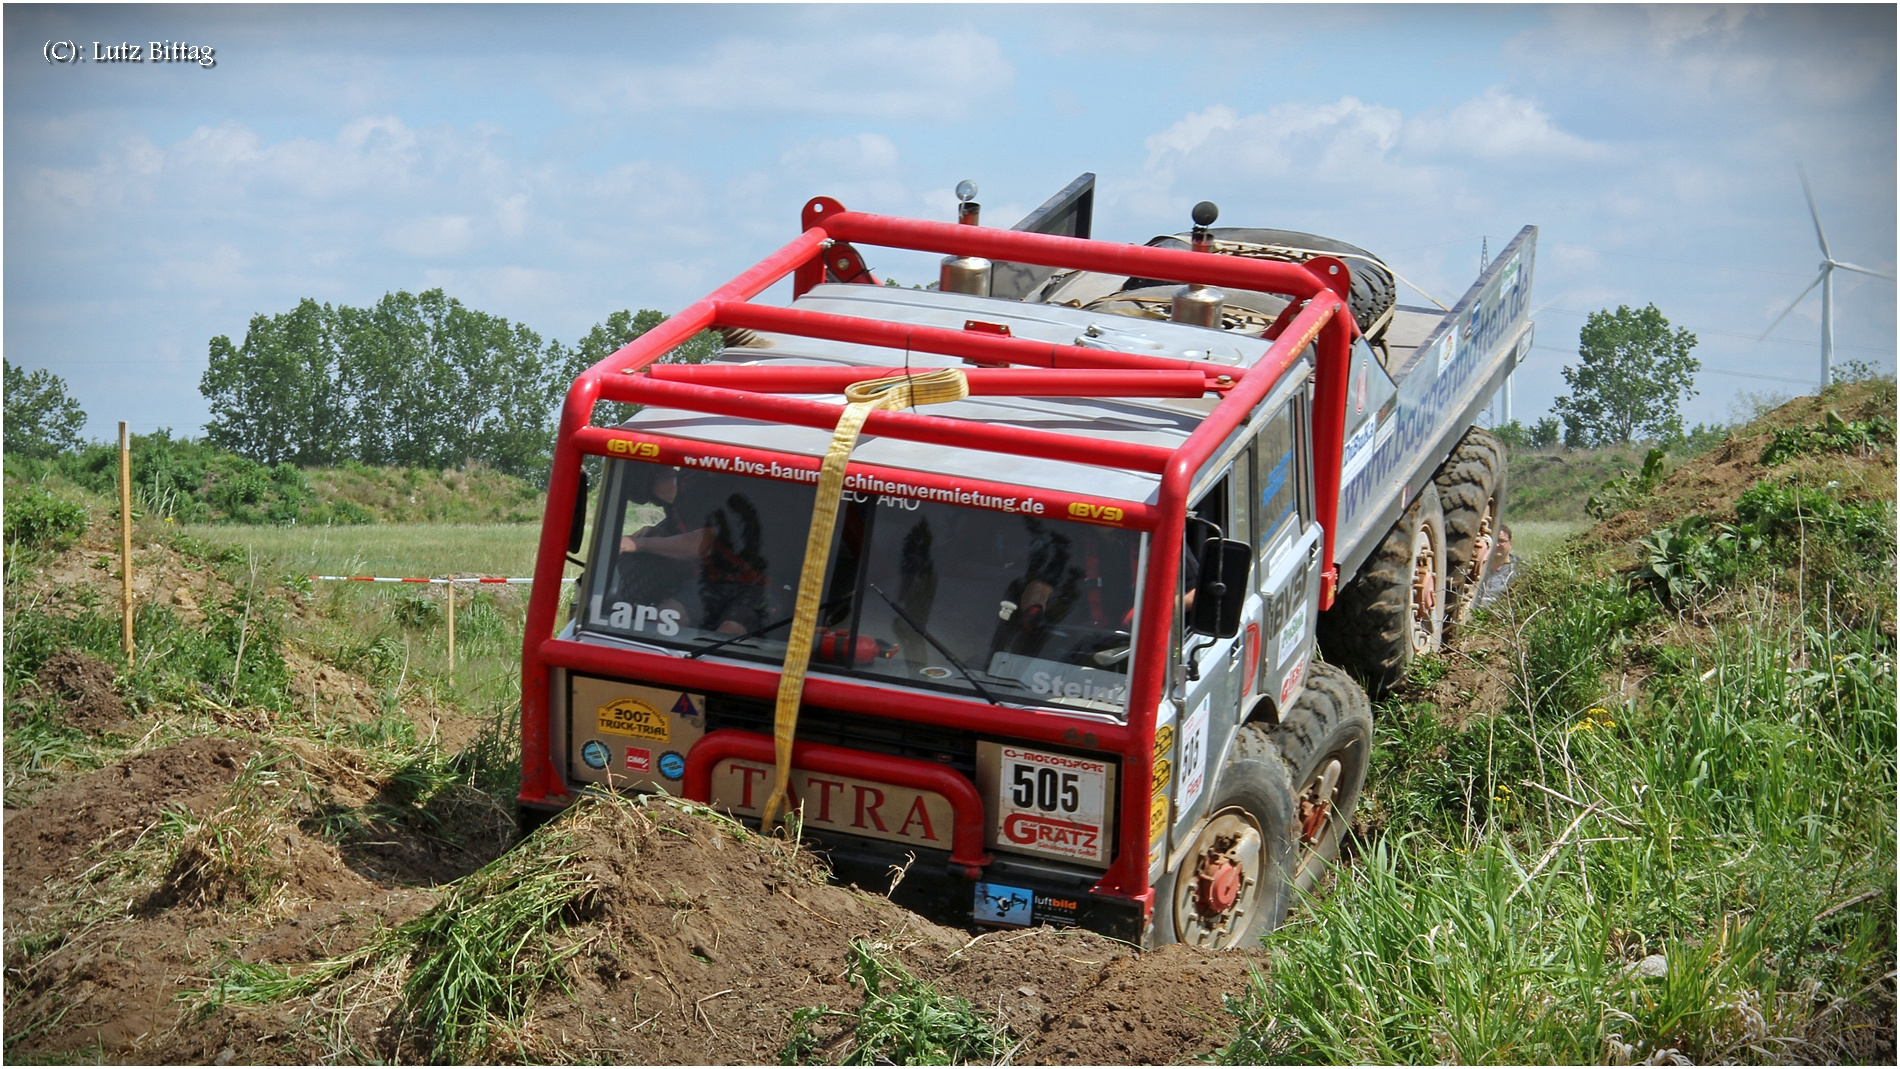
[7,3,1894,442]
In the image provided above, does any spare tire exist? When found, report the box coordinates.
[1119,228,1397,340]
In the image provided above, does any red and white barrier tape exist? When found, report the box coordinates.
[307,575,576,585]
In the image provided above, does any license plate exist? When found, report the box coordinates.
[707,759,956,852]
[977,743,1114,867]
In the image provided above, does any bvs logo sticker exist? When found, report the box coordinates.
[1067,502,1124,525]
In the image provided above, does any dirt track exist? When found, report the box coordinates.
[3,521,1257,1063]
[6,738,1253,1063]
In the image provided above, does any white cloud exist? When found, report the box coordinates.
[386,215,475,258]
[572,31,1013,120]
[1404,88,1606,162]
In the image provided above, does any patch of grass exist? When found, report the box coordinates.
[3,486,89,553]
[202,807,596,1063]
[1760,411,1894,466]
[1225,535,1896,1064]
[180,522,555,579]
[782,940,1011,1066]
[1586,446,1668,520]
[152,749,295,910]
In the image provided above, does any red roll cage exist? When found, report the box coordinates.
[521,196,1356,908]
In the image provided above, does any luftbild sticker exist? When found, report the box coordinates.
[598,697,669,741]
[974,882,1033,926]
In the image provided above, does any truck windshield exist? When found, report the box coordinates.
[580,458,1142,714]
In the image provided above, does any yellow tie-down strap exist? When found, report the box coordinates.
[760,368,970,828]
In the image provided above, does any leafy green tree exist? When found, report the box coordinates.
[200,292,716,482]
[3,359,88,458]
[1551,304,1699,447]
[202,298,346,465]
[565,310,722,428]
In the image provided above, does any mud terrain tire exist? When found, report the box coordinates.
[1268,662,1373,898]
[1318,483,1446,694]
[1153,725,1295,950]
[1434,427,1507,640]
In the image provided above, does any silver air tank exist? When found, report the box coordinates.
[1170,200,1226,328]
[939,179,992,297]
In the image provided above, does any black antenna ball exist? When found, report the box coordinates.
[1191,201,1219,227]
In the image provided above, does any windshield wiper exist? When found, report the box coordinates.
[866,583,1000,706]
[685,595,853,660]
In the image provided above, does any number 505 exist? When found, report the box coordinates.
[1012,765,1080,813]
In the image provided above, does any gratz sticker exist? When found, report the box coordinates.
[597,697,669,742]
[1179,698,1210,813]
[991,746,1110,864]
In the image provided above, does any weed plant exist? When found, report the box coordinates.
[781,940,1011,1065]
[1221,514,1896,1063]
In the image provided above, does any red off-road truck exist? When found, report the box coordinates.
[519,174,1535,947]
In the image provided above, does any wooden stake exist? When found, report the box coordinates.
[119,422,134,663]
[445,576,456,676]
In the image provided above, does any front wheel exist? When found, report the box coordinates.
[1152,725,1296,949]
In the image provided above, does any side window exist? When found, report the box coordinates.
[1228,447,1251,549]
[1180,474,1230,642]
[1253,402,1300,557]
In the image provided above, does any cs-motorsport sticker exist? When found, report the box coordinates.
[993,746,1109,864]
[580,740,610,770]
[657,751,686,780]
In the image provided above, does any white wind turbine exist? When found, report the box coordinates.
[1760,167,1896,388]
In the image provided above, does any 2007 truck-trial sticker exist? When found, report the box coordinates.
[991,746,1110,865]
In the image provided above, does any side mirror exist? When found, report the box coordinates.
[567,470,591,555]
[1190,538,1253,639]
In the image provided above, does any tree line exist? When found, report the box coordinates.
[198,292,716,479]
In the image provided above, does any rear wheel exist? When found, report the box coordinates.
[1318,484,1446,694]
[1267,663,1373,898]
[1153,725,1295,949]
[1434,428,1507,640]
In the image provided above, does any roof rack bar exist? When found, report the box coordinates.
[713,302,1241,377]
[596,373,1178,474]
[646,365,1218,398]
[814,208,1333,296]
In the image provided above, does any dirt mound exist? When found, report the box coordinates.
[1582,380,1896,548]
[3,737,256,901]
[151,800,1257,1065]
[26,648,132,733]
